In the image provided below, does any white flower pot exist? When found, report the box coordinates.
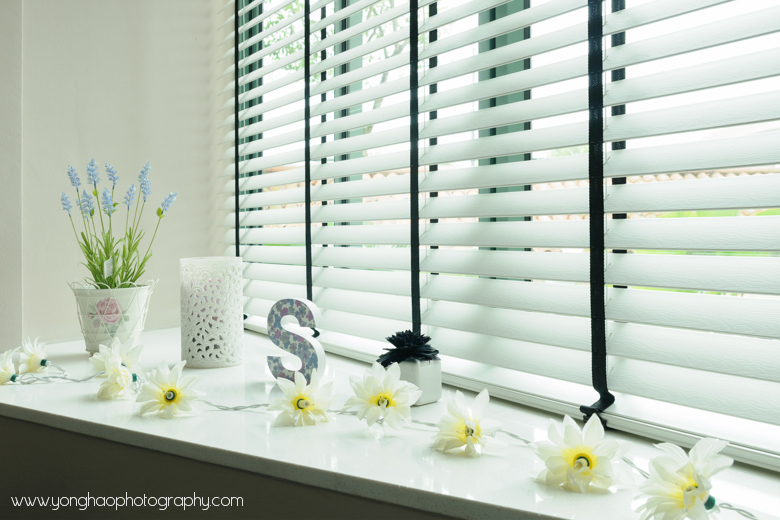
[399,359,442,406]
[71,282,155,354]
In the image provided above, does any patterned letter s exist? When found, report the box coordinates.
[266,299,326,383]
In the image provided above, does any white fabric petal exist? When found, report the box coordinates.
[582,414,604,446]
[563,416,583,447]
[471,389,489,420]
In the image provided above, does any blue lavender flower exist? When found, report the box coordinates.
[137,162,151,202]
[101,188,115,216]
[140,177,151,203]
[105,163,119,188]
[160,192,177,213]
[67,166,81,188]
[124,184,136,209]
[81,190,95,217]
[61,192,73,216]
[86,158,100,185]
[138,163,150,183]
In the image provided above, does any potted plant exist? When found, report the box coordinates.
[61,160,177,353]
[378,330,441,406]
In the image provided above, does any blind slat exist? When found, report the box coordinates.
[607,289,780,340]
[605,254,780,295]
[604,5,780,72]
[605,90,780,143]
[419,0,586,60]
[423,301,591,351]
[606,216,780,251]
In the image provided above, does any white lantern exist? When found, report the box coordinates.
[180,257,244,368]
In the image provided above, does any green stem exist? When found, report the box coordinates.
[142,217,162,261]
[68,216,80,244]
[133,200,145,232]
[89,216,99,243]
[94,183,106,234]
[75,189,92,249]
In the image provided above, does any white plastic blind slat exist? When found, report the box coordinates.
[605,254,780,295]
[606,289,780,339]
[604,47,780,108]
[422,301,591,351]
[605,217,780,252]
[419,0,586,60]
[240,7,302,53]
[311,2,409,55]
[605,90,780,143]
[604,5,780,71]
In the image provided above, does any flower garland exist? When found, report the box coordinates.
[0,339,762,519]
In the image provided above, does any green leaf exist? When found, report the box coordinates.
[93,189,98,197]
[156,207,163,217]
[113,202,119,207]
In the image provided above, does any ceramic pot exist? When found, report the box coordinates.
[71,282,155,354]
[399,359,442,406]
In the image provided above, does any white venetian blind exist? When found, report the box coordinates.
[217,0,780,469]
[224,0,419,340]
[598,0,780,469]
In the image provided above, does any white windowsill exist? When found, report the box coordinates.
[1,328,778,520]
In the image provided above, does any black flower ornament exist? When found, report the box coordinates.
[377,330,440,367]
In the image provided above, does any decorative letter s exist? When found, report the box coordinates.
[266,299,325,383]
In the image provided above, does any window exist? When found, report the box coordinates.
[222,0,780,470]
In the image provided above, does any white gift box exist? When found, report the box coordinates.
[399,359,442,406]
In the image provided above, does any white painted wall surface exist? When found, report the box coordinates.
[0,0,25,351]
[1,0,228,350]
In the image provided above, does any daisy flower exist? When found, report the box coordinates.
[344,362,422,430]
[268,370,332,427]
[90,337,143,375]
[432,389,505,457]
[18,338,48,374]
[0,349,19,384]
[636,438,733,520]
[530,415,620,493]
[136,361,202,419]
[97,358,136,400]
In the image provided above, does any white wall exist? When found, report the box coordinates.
[0,0,228,350]
[0,0,25,351]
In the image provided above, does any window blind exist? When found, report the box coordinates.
[219,0,780,470]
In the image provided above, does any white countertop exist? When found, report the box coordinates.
[1,328,778,520]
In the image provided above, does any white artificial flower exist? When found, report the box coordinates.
[97,358,136,400]
[0,349,19,384]
[18,338,47,374]
[530,415,620,493]
[90,337,143,375]
[344,362,422,430]
[136,361,201,419]
[432,389,506,457]
[268,370,332,427]
[636,438,733,520]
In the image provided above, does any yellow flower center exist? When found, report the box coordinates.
[293,394,311,411]
[371,393,396,408]
[563,447,597,470]
[456,420,482,443]
[163,388,179,403]
[677,475,706,508]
